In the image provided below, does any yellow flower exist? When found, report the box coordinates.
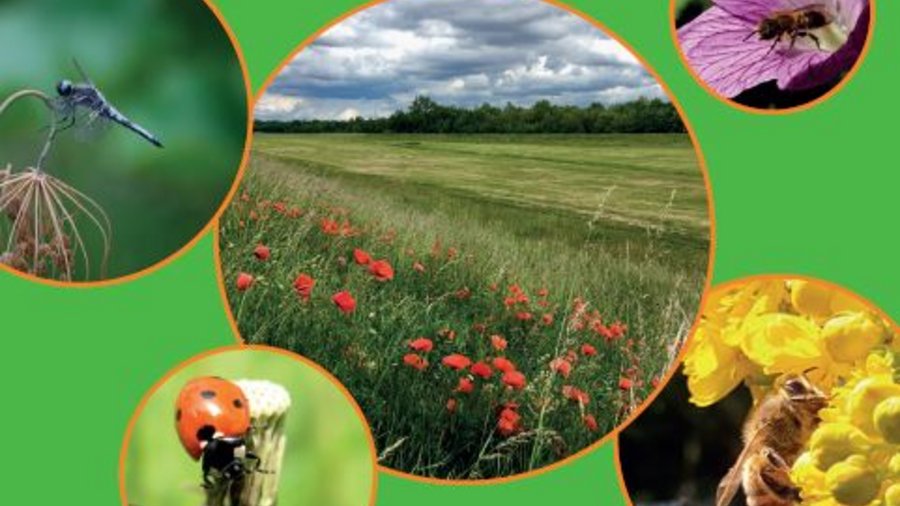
[791,280,835,320]
[808,422,872,471]
[793,452,828,497]
[874,397,900,444]
[886,483,900,506]
[790,280,868,320]
[711,280,786,324]
[739,313,825,374]
[846,377,900,437]
[890,454,900,478]
[825,455,880,506]
[684,325,748,407]
[823,312,886,363]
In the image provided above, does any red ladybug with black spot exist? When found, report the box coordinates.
[175,377,260,486]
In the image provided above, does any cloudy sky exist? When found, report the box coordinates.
[256,0,665,121]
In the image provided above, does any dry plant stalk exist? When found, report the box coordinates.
[0,89,111,280]
[205,380,291,506]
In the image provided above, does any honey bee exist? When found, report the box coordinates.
[716,374,828,506]
[745,4,836,53]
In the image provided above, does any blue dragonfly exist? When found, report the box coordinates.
[54,60,163,148]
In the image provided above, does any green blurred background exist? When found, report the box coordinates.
[124,348,375,506]
[0,0,247,280]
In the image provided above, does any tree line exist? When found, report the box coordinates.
[255,96,686,134]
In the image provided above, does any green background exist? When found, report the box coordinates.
[0,0,896,505]
[124,348,373,506]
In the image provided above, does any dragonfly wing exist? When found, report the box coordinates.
[71,58,96,87]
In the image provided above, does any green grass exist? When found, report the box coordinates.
[220,133,710,479]
[124,349,374,506]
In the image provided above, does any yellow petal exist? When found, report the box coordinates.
[790,280,836,320]
[823,312,886,363]
[739,313,824,374]
[825,456,880,506]
[684,326,745,407]
[874,396,900,444]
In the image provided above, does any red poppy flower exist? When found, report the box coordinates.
[537,300,550,308]
[651,376,661,389]
[353,248,372,265]
[497,407,521,436]
[490,335,507,351]
[413,261,425,273]
[562,385,590,405]
[441,354,471,370]
[273,202,287,214]
[550,357,572,378]
[488,283,498,292]
[541,313,554,326]
[236,272,253,291]
[456,377,474,394]
[581,344,597,357]
[253,244,270,261]
[320,218,340,235]
[446,397,458,413]
[583,414,598,432]
[537,287,549,298]
[293,273,315,300]
[501,370,526,390]
[470,361,493,380]
[610,321,628,338]
[369,260,394,282]
[516,311,533,322]
[408,338,433,353]
[403,353,428,371]
[332,291,356,314]
[288,207,302,218]
[619,377,634,390]
[455,287,471,300]
[492,357,516,373]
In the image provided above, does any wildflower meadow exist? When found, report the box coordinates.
[219,134,710,478]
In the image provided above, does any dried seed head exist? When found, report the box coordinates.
[234,379,291,419]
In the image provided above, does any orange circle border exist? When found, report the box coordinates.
[612,272,900,505]
[117,344,380,506]
[667,0,878,115]
[211,0,719,487]
[0,0,255,289]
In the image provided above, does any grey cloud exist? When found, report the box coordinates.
[256,0,665,120]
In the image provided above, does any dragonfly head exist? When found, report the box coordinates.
[56,80,73,97]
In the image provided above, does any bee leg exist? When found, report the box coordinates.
[761,448,802,503]
[807,32,822,50]
[765,37,780,57]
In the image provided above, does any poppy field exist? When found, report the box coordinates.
[219,133,710,479]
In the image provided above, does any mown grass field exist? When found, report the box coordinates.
[220,133,710,479]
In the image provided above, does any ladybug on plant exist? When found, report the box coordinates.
[174,377,263,487]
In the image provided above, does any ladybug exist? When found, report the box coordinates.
[175,377,261,486]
